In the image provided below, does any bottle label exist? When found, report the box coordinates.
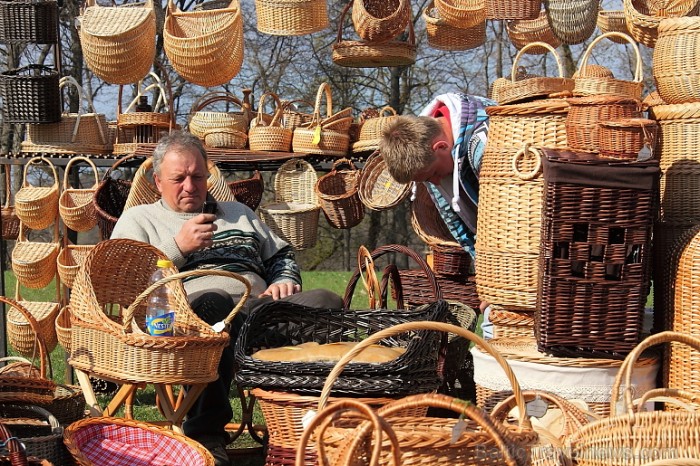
[146,311,175,337]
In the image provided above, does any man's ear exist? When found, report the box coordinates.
[153,173,163,193]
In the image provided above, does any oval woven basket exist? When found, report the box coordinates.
[249,91,293,152]
[624,0,699,48]
[357,151,411,211]
[14,156,59,231]
[352,0,410,43]
[434,0,486,29]
[506,9,561,53]
[486,0,540,20]
[543,0,599,44]
[315,158,364,229]
[596,8,630,42]
[254,0,328,36]
[0,404,72,466]
[292,82,352,156]
[59,156,99,232]
[653,16,700,105]
[78,0,156,85]
[92,154,136,241]
[598,117,657,160]
[163,0,244,87]
[410,181,458,246]
[565,95,642,153]
[188,91,250,140]
[423,0,486,51]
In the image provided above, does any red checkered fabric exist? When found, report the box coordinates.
[72,424,208,466]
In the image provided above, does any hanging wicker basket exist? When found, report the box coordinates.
[163,0,244,87]
[423,0,486,51]
[351,0,410,43]
[58,156,100,233]
[55,305,73,354]
[56,244,94,290]
[2,169,19,241]
[506,9,561,53]
[653,16,700,104]
[357,151,411,211]
[315,158,365,229]
[255,0,328,36]
[11,223,60,291]
[228,170,264,211]
[292,82,351,156]
[624,0,699,48]
[249,91,293,152]
[93,154,137,241]
[597,8,629,41]
[544,0,599,44]
[14,157,59,231]
[486,0,540,20]
[0,64,61,124]
[78,0,156,85]
[0,0,58,44]
[434,0,486,28]
[352,105,400,153]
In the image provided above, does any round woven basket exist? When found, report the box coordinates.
[188,91,250,140]
[5,284,59,362]
[565,95,642,153]
[14,156,59,231]
[598,117,657,160]
[352,0,410,43]
[59,156,99,232]
[410,181,457,246]
[254,0,328,36]
[357,151,411,211]
[543,0,599,44]
[315,158,364,229]
[624,0,699,48]
[596,9,630,42]
[203,128,248,149]
[506,9,561,53]
[434,0,485,29]
[486,0,540,20]
[227,170,264,211]
[654,16,700,105]
[249,91,293,152]
[422,1,486,51]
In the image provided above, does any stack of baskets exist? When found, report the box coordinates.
[624,0,699,48]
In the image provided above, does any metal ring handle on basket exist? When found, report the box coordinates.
[512,144,542,180]
[22,157,59,191]
[0,296,53,381]
[59,76,108,145]
[611,331,700,416]
[577,32,642,82]
[342,244,442,308]
[634,388,700,412]
[316,321,531,431]
[295,398,402,466]
[511,41,565,82]
[63,156,99,192]
[253,91,284,127]
[122,269,252,333]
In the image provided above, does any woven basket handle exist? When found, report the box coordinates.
[4,168,11,209]
[189,91,245,117]
[101,153,141,182]
[0,422,28,466]
[63,156,99,191]
[118,64,175,125]
[329,157,357,173]
[343,243,441,308]
[310,82,334,125]
[378,106,398,117]
[22,157,59,190]
[296,398,402,466]
[611,331,700,416]
[635,388,700,412]
[577,31,642,82]
[122,269,252,333]
[59,76,108,145]
[379,263,404,309]
[512,144,543,181]
[511,41,565,81]
[0,296,52,381]
[357,245,382,309]
[253,91,284,127]
[317,321,531,431]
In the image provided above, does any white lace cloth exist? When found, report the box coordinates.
[472,347,659,405]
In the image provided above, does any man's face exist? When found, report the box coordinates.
[153,146,208,213]
[413,131,455,184]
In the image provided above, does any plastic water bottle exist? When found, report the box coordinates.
[146,259,175,337]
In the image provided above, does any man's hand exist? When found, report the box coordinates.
[174,213,217,256]
[259,282,302,300]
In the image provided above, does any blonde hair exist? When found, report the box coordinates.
[378,116,442,184]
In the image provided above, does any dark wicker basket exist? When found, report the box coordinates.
[227,170,264,211]
[431,243,472,276]
[93,155,137,240]
[0,0,58,44]
[397,269,480,309]
[0,404,72,466]
[234,300,450,396]
[536,149,659,359]
[0,65,60,124]
[315,158,365,229]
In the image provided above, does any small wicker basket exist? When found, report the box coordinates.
[434,0,486,29]
[93,154,137,241]
[653,16,700,105]
[56,244,94,290]
[188,91,250,140]
[14,157,59,231]
[565,95,642,153]
[598,117,657,160]
[358,151,411,211]
[315,158,365,229]
[543,0,599,44]
[423,0,486,51]
[227,170,264,211]
[352,0,411,43]
[292,82,351,156]
[624,0,699,48]
[58,156,100,233]
[506,9,561,53]
[249,91,293,152]
[11,223,60,290]
[255,0,328,35]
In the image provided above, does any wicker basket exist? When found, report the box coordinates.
[59,156,100,233]
[47,383,85,426]
[0,64,60,124]
[259,158,320,250]
[14,157,59,231]
[624,0,699,48]
[282,99,315,131]
[598,117,657,160]
[597,8,629,41]
[431,243,472,276]
[2,169,19,241]
[23,76,111,155]
[572,32,644,100]
[55,305,73,355]
[506,9,561,53]
[486,0,540,20]
[496,41,574,105]
[292,82,351,156]
[423,0,486,51]
[0,423,53,466]
[332,1,417,69]
[410,181,457,246]
[11,223,60,290]
[227,170,264,211]
[57,244,94,290]
[78,0,156,85]
[434,0,486,29]
[352,105,400,153]
[0,404,72,466]
[568,331,700,466]
[536,149,658,358]
[489,306,535,339]
[188,91,249,139]
[69,238,251,385]
[7,281,60,359]
[358,151,411,211]
[163,0,243,87]
[565,95,642,153]
[0,298,57,407]
[249,92,293,152]
[315,158,364,229]
[64,417,214,465]
[0,0,58,44]
[255,0,328,35]
[93,154,136,241]
[543,0,599,44]
[653,17,700,105]
[352,0,410,43]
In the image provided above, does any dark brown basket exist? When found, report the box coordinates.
[0,404,72,466]
[0,65,60,124]
[0,0,58,44]
[536,149,659,359]
[431,243,472,276]
[227,170,264,211]
[93,155,137,240]
[397,269,480,309]
[315,158,365,229]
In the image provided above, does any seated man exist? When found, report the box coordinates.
[378,92,494,336]
[111,130,342,466]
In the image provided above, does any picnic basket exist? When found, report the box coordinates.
[11,223,60,290]
[227,170,264,211]
[572,31,644,100]
[624,0,699,48]
[496,41,574,105]
[92,154,137,240]
[565,95,642,153]
[543,0,599,44]
[0,64,61,124]
[6,281,60,359]
[64,417,215,466]
[248,91,293,152]
[255,0,328,35]
[14,157,59,231]
[0,404,71,466]
[423,0,486,51]
[357,151,411,211]
[77,0,156,85]
[568,331,700,465]
[332,1,417,69]
[2,169,19,241]
[188,91,250,140]
[0,0,58,44]
[352,0,410,43]
[58,156,100,232]
[163,0,244,87]
[653,17,700,104]
[315,158,365,229]
[598,117,657,160]
[259,158,320,250]
[22,76,111,155]
[506,9,561,53]
[434,0,485,29]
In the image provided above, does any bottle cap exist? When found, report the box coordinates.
[157,259,174,268]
